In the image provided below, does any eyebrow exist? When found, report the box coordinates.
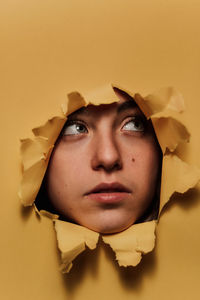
[117,99,137,113]
[68,106,88,118]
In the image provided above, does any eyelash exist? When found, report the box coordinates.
[62,116,146,136]
[121,116,146,133]
[62,120,88,136]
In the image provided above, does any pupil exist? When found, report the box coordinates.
[134,121,140,128]
[77,124,85,132]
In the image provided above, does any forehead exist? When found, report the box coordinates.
[68,92,141,119]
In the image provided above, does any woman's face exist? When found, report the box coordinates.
[45,91,161,234]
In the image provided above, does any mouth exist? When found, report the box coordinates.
[85,182,131,204]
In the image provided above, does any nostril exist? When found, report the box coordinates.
[94,160,122,172]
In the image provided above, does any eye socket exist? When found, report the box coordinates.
[62,121,88,136]
[122,117,145,132]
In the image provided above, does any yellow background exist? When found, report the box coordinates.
[1,0,200,299]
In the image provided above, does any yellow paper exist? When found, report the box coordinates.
[2,1,200,298]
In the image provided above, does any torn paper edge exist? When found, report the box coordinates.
[18,85,200,271]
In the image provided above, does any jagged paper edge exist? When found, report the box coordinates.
[19,85,200,271]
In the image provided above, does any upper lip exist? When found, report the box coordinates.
[85,182,131,195]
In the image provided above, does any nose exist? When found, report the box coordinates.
[91,130,122,172]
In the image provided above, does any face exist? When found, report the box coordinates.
[45,90,161,234]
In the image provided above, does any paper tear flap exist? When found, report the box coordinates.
[54,220,99,273]
[159,154,200,212]
[102,221,156,267]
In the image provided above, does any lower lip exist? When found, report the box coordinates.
[86,192,130,204]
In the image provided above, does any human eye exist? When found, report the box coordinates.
[121,116,146,132]
[62,121,88,136]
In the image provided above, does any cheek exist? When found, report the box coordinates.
[127,140,160,188]
[139,143,160,169]
[46,145,88,199]
[140,144,160,195]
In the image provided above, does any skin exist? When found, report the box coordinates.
[45,90,161,234]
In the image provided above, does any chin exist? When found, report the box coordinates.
[84,220,134,234]
[75,211,138,234]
